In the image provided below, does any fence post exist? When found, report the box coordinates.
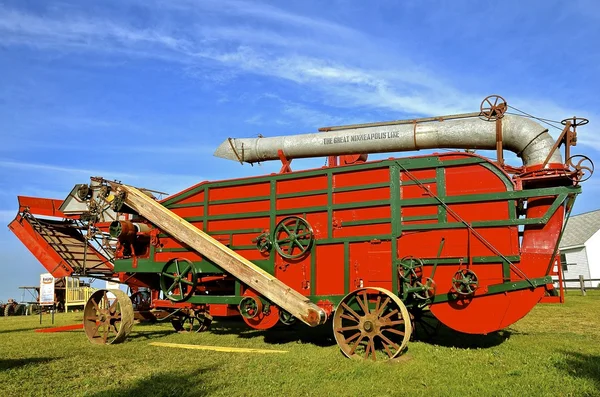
[579,275,587,296]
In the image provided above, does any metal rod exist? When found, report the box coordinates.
[318,112,481,131]
[397,162,535,288]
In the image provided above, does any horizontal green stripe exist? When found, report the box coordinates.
[278,189,328,199]
[341,218,390,226]
[333,182,389,193]
[402,214,438,222]
[210,195,271,205]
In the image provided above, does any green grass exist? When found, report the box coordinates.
[1,291,600,397]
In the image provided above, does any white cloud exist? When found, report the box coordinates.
[0,3,597,151]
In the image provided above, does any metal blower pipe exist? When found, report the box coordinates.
[109,221,151,240]
[213,114,562,167]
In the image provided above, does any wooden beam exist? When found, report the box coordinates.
[115,184,327,327]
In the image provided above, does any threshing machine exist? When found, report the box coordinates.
[8,95,592,360]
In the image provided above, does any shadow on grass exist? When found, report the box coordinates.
[427,323,512,349]
[0,357,56,370]
[0,328,37,335]
[209,318,336,347]
[123,314,509,350]
[126,330,177,341]
[555,351,600,390]
[409,312,511,349]
[91,366,218,397]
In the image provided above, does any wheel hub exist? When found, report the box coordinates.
[363,320,374,332]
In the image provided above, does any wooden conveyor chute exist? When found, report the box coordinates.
[113,184,328,327]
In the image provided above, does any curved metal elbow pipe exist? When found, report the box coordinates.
[214,114,562,167]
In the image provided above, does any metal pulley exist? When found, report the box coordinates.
[273,216,314,259]
[480,95,507,121]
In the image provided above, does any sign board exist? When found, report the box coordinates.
[106,280,120,299]
[39,273,55,306]
[106,280,120,290]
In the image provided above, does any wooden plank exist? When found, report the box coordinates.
[115,184,327,327]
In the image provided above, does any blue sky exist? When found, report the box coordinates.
[1,0,599,301]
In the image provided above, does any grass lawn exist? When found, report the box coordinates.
[1,291,599,396]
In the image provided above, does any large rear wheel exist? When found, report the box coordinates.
[333,287,412,361]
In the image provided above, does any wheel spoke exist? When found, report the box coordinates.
[349,334,365,355]
[334,325,360,332]
[355,292,370,315]
[92,322,102,337]
[293,218,300,233]
[175,259,181,275]
[388,319,405,326]
[382,340,394,357]
[281,224,291,235]
[181,279,194,286]
[163,273,176,280]
[102,291,109,309]
[342,302,362,321]
[180,264,191,277]
[293,239,306,251]
[383,328,405,336]
[379,333,399,350]
[344,332,361,344]
[109,298,119,313]
[375,297,390,317]
[369,339,376,361]
[340,313,360,322]
[381,308,398,321]
[167,282,177,293]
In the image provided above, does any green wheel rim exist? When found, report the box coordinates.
[159,258,197,302]
[273,216,314,259]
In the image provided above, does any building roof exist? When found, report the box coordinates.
[560,209,600,248]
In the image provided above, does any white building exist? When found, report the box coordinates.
[559,209,600,288]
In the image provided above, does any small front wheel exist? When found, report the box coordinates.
[83,289,134,344]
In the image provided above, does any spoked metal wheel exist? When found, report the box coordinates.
[160,258,198,302]
[273,216,314,259]
[83,289,134,344]
[171,313,213,333]
[333,287,412,361]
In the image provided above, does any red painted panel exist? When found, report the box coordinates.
[278,175,327,195]
[445,164,508,196]
[177,190,204,205]
[274,255,311,296]
[334,167,389,188]
[8,217,73,278]
[333,187,390,205]
[210,183,270,201]
[170,206,203,218]
[314,244,345,296]
[18,196,67,218]
[208,217,270,232]
[276,194,328,211]
[209,200,270,216]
